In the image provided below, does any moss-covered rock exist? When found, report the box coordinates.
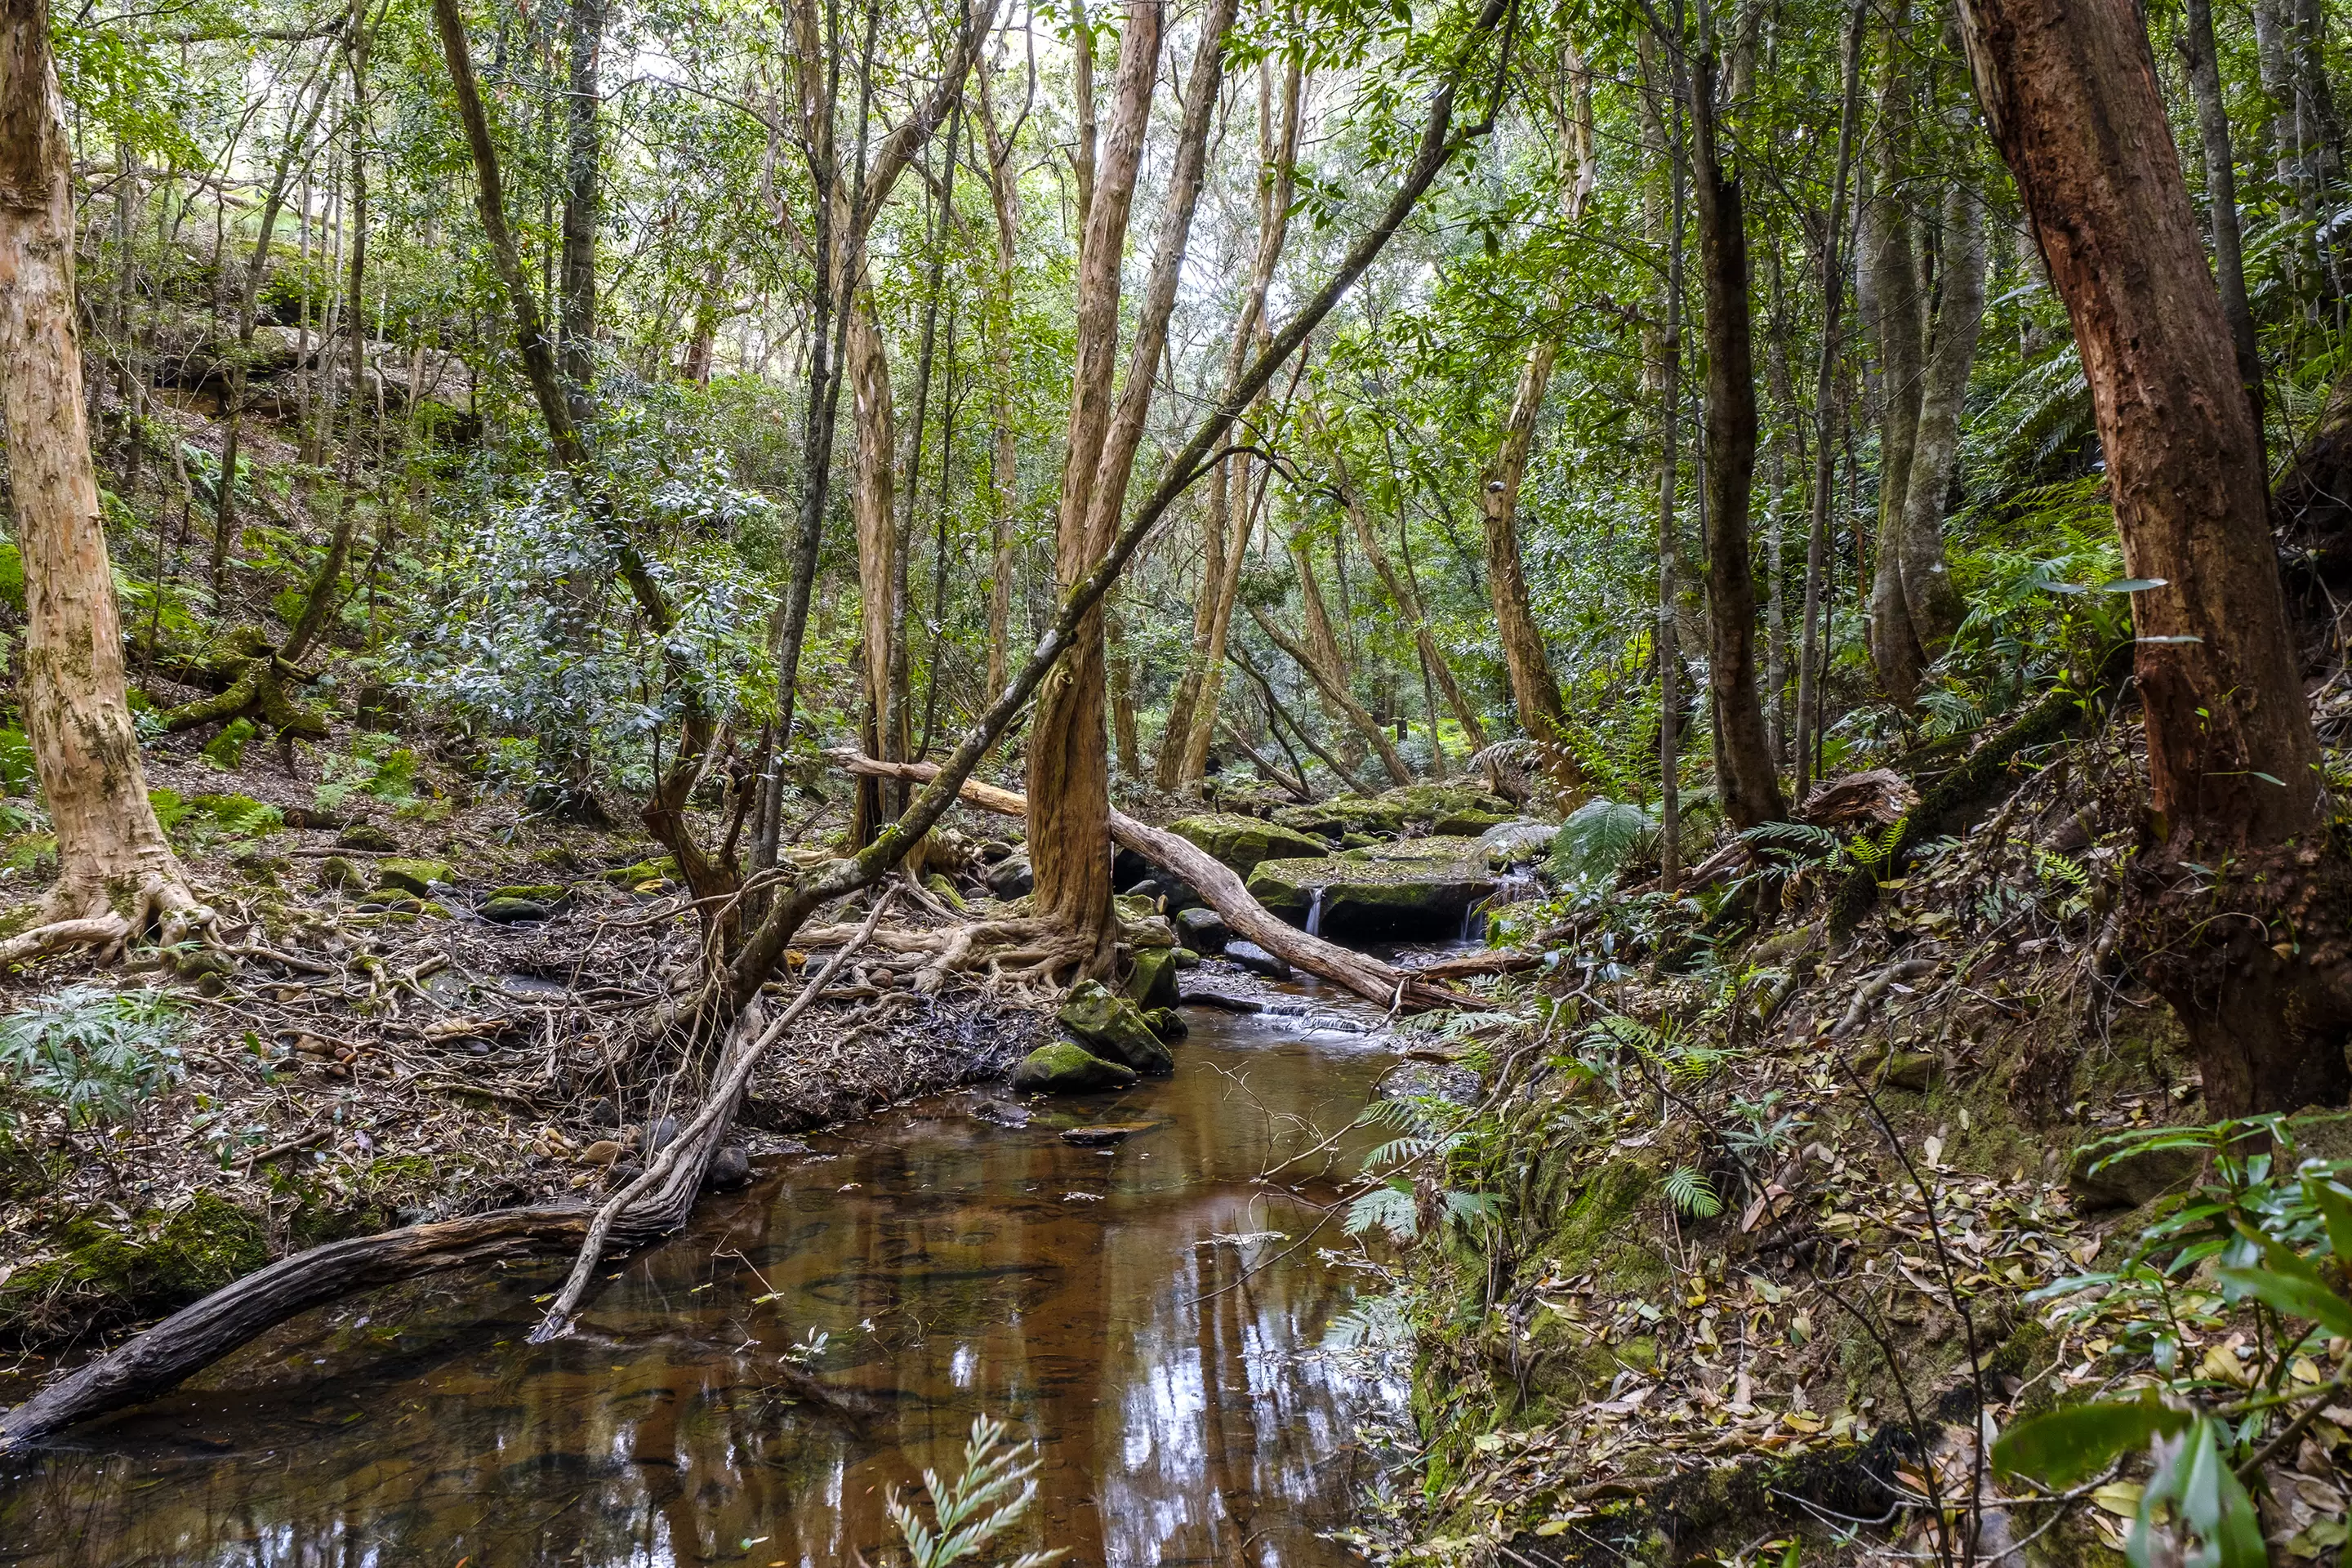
[376,858,452,896]
[1168,812,1330,872]
[1010,1040,1140,1094]
[1126,947,1182,1011]
[480,897,553,924]
[1246,841,1497,938]
[488,884,567,902]
[1058,979,1174,1075]
[0,1192,269,1343]
[924,872,969,912]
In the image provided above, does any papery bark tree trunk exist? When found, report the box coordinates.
[1959,0,2345,1116]
[1028,0,1234,967]
[0,0,208,959]
[1861,8,1931,702]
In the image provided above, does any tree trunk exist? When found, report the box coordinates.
[1891,138,1984,668]
[558,0,604,414]
[0,0,206,954]
[1690,13,1786,832]
[1480,341,1577,773]
[1032,0,1234,962]
[1319,413,1487,751]
[1862,12,1930,702]
[1158,50,1302,791]
[2176,0,2262,434]
[1959,0,2341,1116]
[977,51,1025,702]
[848,292,899,846]
[1250,591,1413,787]
[1796,0,1868,800]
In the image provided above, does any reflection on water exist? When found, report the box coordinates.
[0,991,1402,1567]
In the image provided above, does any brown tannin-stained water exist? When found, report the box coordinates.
[0,980,1407,1567]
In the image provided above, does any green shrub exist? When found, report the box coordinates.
[0,984,182,1127]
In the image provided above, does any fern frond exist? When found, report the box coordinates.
[1664,1165,1722,1218]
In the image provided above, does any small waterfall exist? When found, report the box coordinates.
[1304,885,1325,938]
[1465,869,1544,942]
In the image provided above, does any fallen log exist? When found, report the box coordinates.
[0,904,889,1456]
[835,754,1479,1013]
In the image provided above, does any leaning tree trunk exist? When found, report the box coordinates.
[0,0,208,960]
[1960,0,2346,1116]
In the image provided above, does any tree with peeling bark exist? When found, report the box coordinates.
[0,0,209,963]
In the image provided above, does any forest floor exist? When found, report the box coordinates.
[1352,697,2352,1567]
[0,714,1054,1384]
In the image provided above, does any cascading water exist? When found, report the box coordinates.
[1464,866,1545,941]
[1304,885,1325,937]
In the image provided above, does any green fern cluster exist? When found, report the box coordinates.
[885,1416,1065,1568]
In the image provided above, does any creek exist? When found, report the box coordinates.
[0,968,1419,1566]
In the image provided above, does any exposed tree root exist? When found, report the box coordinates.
[0,865,215,966]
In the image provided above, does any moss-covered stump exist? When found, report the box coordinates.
[1167,813,1330,874]
[1246,837,1499,939]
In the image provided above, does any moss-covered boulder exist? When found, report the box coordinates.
[1246,839,1498,939]
[1126,947,1182,1011]
[1058,979,1174,1075]
[0,1192,269,1343]
[1010,1040,1140,1094]
[1273,784,1517,844]
[376,858,452,896]
[480,897,553,924]
[1168,813,1330,872]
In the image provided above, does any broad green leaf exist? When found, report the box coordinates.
[1991,1396,2188,1488]
[2309,1180,2352,1267]
[2098,577,2170,593]
[2214,1262,2352,1339]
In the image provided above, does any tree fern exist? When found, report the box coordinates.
[1547,798,1659,890]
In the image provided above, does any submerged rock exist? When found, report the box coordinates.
[969,1098,1033,1129]
[1061,1123,1156,1147]
[1011,1040,1140,1094]
[1223,940,1293,981]
[1167,813,1330,873]
[703,1146,753,1190]
[1058,980,1174,1075]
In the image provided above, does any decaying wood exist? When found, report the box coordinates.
[835,754,1477,1013]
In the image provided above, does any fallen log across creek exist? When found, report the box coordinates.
[0,897,896,1457]
[833,754,1484,1014]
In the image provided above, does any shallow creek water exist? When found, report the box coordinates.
[0,972,1411,1567]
